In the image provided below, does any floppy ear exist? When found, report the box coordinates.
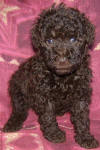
[31,4,56,52]
[85,18,95,47]
[31,24,41,53]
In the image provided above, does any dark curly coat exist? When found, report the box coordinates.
[3,3,99,149]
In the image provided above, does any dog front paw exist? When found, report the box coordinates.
[75,134,99,149]
[44,128,66,143]
[3,122,22,132]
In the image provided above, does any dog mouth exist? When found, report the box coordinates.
[56,67,68,71]
[55,67,72,75]
[55,65,78,75]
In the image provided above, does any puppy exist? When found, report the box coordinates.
[3,3,99,149]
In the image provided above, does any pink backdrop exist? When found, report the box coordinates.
[0,0,100,150]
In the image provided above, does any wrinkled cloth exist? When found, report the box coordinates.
[0,0,100,150]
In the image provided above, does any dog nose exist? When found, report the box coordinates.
[59,57,66,62]
[58,57,71,67]
[59,57,67,65]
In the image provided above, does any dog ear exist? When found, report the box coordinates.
[84,18,95,48]
[31,23,41,53]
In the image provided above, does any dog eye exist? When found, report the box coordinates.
[47,39,53,44]
[70,37,76,42]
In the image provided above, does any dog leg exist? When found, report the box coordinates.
[70,101,99,149]
[3,90,28,132]
[38,100,66,143]
[3,111,28,132]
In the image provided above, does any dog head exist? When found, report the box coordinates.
[32,3,95,76]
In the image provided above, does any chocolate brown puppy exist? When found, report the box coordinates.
[3,3,99,149]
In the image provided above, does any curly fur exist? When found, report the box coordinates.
[3,3,99,149]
